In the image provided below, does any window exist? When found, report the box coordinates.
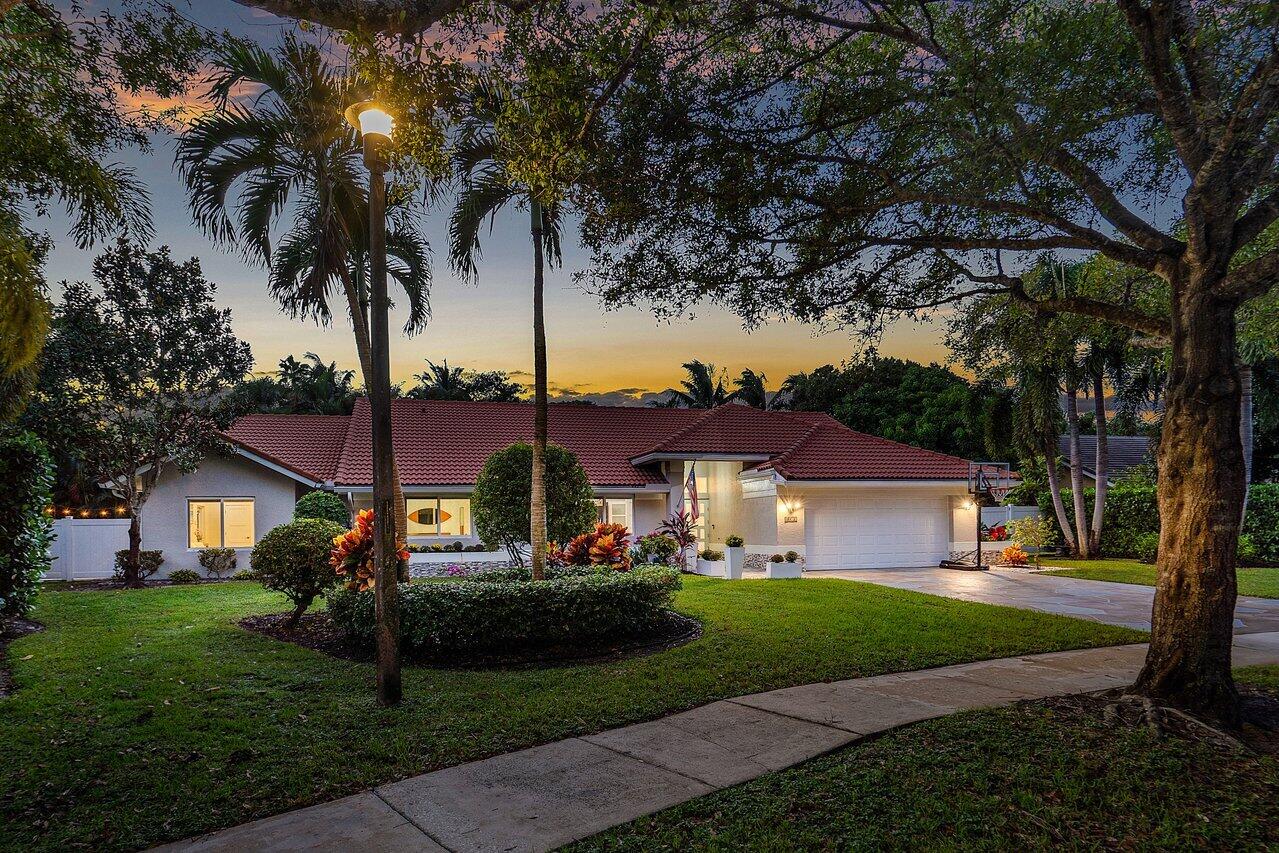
[406,497,471,536]
[594,498,633,532]
[187,499,254,549]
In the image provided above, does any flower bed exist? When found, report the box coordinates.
[327,564,682,655]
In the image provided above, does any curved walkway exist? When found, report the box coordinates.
[158,632,1279,853]
[810,566,1279,633]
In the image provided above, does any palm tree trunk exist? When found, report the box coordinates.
[529,200,549,581]
[1065,385,1089,557]
[1089,370,1109,554]
[339,268,408,557]
[1043,432,1076,552]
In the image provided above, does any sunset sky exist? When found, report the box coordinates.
[41,0,953,402]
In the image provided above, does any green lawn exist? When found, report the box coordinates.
[576,666,1279,851]
[1041,558,1279,599]
[0,577,1141,851]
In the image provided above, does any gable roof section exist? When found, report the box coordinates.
[1057,434,1153,480]
[223,400,973,488]
[333,399,703,487]
[224,413,351,483]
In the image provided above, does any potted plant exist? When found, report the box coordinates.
[724,534,746,579]
[766,551,802,580]
[697,548,725,576]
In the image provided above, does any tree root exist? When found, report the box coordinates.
[1102,693,1248,752]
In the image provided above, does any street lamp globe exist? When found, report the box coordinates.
[343,100,394,140]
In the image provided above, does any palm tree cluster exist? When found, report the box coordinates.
[406,359,524,402]
[654,360,779,409]
[232,353,358,415]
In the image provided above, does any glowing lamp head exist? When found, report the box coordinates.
[344,101,394,140]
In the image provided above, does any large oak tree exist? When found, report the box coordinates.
[566,0,1278,722]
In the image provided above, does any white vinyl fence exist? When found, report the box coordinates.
[46,517,131,581]
[982,505,1041,529]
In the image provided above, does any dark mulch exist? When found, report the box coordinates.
[42,577,247,592]
[1,617,45,697]
[240,609,703,670]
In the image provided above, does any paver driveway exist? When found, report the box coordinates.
[807,567,1279,633]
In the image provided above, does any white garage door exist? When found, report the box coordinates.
[805,491,950,569]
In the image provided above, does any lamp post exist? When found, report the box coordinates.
[345,100,401,706]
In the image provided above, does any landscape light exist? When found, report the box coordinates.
[343,101,394,140]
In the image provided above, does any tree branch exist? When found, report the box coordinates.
[1232,187,1279,253]
[230,0,534,34]
[1217,248,1279,301]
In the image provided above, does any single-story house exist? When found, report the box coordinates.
[140,399,984,574]
[1056,435,1154,486]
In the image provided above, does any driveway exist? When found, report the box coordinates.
[810,567,1279,634]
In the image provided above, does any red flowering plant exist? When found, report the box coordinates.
[550,522,633,572]
[982,524,1008,542]
[329,509,409,592]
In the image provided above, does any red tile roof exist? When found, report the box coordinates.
[224,400,971,487]
[224,413,351,482]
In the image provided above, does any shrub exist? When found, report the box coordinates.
[293,490,350,526]
[1037,483,1157,557]
[168,568,200,584]
[1134,532,1160,563]
[197,547,236,578]
[769,553,785,563]
[999,545,1028,566]
[114,550,163,582]
[552,523,633,571]
[699,549,724,561]
[784,550,800,563]
[1244,483,1279,563]
[1007,515,1057,567]
[253,518,346,628]
[329,509,408,593]
[472,442,596,565]
[231,569,259,581]
[658,509,697,564]
[634,533,680,565]
[328,564,682,655]
[463,543,490,553]
[0,430,54,617]
[1239,534,1259,564]
[724,535,745,548]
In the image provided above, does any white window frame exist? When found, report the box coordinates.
[405,496,472,538]
[594,498,634,532]
[186,497,255,550]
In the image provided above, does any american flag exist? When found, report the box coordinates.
[685,464,700,521]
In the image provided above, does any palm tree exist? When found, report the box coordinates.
[177,35,429,541]
[409,359,469,401]
[448,79,564,580]
[732,368,769,409]
[656,360,736,408]
[1011,359,1076,555]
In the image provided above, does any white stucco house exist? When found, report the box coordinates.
[136,399,984,575]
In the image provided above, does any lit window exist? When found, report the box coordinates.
[594,498,633,532]
[406,498,471,536]
[188,499,254,548]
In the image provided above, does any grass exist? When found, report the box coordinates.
[1041,558,1279,599]
[575,666,1279,852]
[0,577,1140,851]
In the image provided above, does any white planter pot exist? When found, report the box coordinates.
[695,559,725,577]
[724,546,745,579]
[765,561,803,579]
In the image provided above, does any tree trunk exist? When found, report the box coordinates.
[340,267,408,576]
[1134,280,1244,723]
[283,596,311,631]
[124,513,143,588]
[1089,370,1109,554]
[1042,432,1077,553]
[529,200,549,581]
[1065,386,1090,557]
[1241,363,1253,521]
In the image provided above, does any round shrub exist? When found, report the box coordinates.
[252,518,345,628]
[114,550,163,581]
[699,549,724,561]
[168,568,200,584]
[724,535,744,548]
[197,547,236,578]
[769,553,785,563]
[784,550,800,563]
[294,490,350,526]
[0,430,53,617]
[328,564,682,656]
[471,442,596,564]
[231,569,259,582]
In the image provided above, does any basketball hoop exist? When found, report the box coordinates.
[941,462,1014,573]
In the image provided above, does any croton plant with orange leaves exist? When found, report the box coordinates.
[329,509,409,592]
[550,522,633,571]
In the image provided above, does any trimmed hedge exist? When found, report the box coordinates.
[1039,482,1279,563]
[327,564,682,654]
[0,430,54,617]
[294,490,350,526]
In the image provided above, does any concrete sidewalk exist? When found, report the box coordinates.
[158,632,1279,853]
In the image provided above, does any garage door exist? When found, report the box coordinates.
[805,492,950,569]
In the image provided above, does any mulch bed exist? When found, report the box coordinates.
[0,617,45,697]
[239,609,703,670]
[43,577,248,592]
